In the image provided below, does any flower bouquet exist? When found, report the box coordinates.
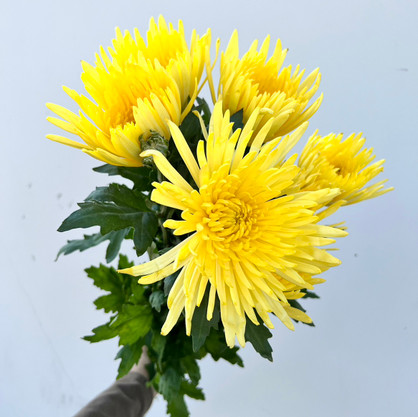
[47,16,392,416]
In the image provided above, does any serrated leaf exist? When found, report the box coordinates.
[85,184,149,209]
[166,394,189,417]
[58,184,158,255]
[93,165,156,191]
[244,319,273,361]
[56,233,108,259]
[181,380,205,400]
[217,345,244,367]
[181,356,200,385]
[110,304,153,345]
[85,264,123,293]
[205,330,244,366]
[57,229,130,263]
[195,97,211,125]
[159,367,182,402]
[118,254,134,270]
[115,340,144,379]
[128,281,147,304]
[149,290,165,312]
[94,293,124,313]
[104,229,130,262]
[83,323,118,343]
[191,290,220,352]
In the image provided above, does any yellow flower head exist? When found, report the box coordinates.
[298,132,393,205]
[46,16,211,166]
[120,102,347,348]
[212,31,322,142]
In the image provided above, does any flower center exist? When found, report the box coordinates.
[108,104,135,129]
[240,54,287,96]
[325,153,353,177]
[198,173,260,250]
[204,197,255,242]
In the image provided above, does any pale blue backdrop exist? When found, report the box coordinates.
[1,0,417,416]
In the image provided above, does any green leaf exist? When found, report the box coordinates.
[93,165,157,191]
[60,201,153,235]
[230,109,244,131]
[110,304,153,345]
[191,290,220,352]
[85,264,123,293]
[131,212,158,256]
[159,367,182,402]
[115,340,144,379]
[181,356,200,385]
[149,290,165,312]
[85,184,149,209]
[118,254,134,270]
[244,319,273,361]
[179,110,202,143]
[83,322,118,343]
[104,229,131,262]
[166,394,189,417]
[205,330,244,367]
[195,97,211,125]
[58,184,158,255]
[181,380,205,400]
[128,281,147,304]
[288,299,306,312]
[56,233,106,258]
[94,293,124,313]
[216,345,244,367]
[56,229,130,263]
[301,290,320,299]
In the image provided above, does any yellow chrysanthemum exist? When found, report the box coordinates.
[297,132,393,205]
[120,102,347,347]
[211,31,322,142]
[47,16,211,166]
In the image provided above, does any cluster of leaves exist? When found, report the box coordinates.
[57,165,158,262]
[83,255,244,416]
[56,98,316,416]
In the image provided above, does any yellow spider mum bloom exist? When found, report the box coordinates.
[46,16,211,166]
[297,131,393,205]
[120,102,347,347]
[212,31,322,142]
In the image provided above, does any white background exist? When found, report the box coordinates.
[1,0,417,416]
